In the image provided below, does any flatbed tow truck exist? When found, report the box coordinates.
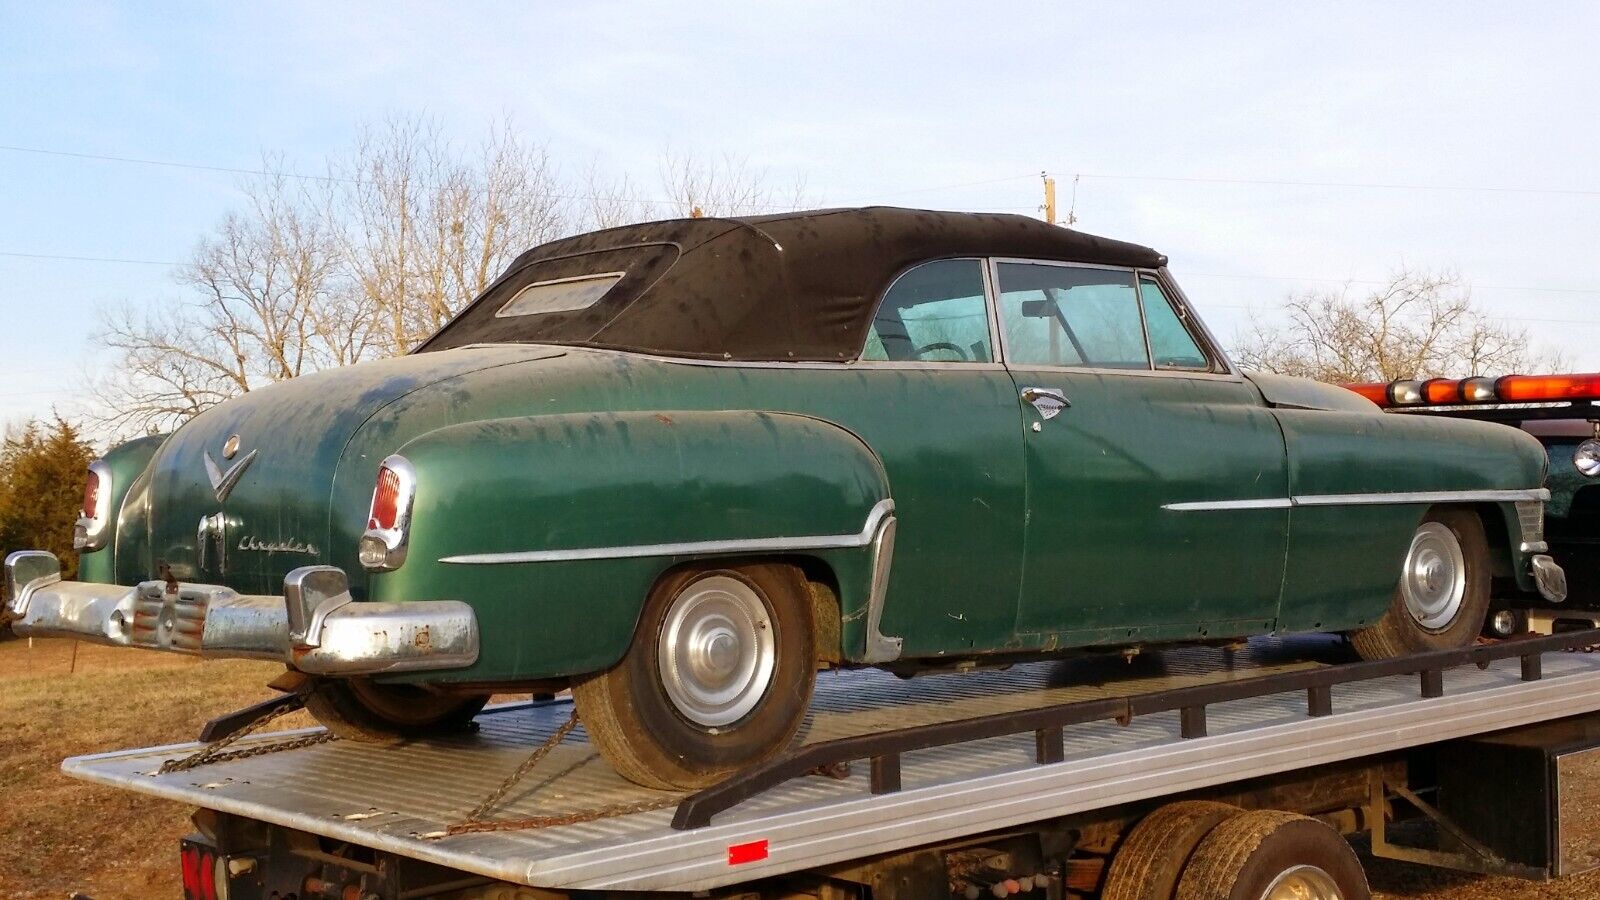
[57,628,1600,899]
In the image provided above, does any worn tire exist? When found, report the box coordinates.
[573,562,815,790]
[1175,810,1369,900]
[1350,507,1490,661]
[304,678,488,742]
[1101,801,1243,900]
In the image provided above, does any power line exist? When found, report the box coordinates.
[1073,171,1600,198]
[1184,271,1600,296]
[0,251,176,266]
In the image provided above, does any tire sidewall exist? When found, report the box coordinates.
[1398,508,1491,651]
[1219,818,1369,900]
[618,563,814,771]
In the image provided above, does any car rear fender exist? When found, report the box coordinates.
[77,433,169,584]
[373,410,892,683]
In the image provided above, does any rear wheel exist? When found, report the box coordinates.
[573,562,815,790]
[1101,800,1243,900]
[1350,507,1490,660]
[304,678,488,742]
[1175,810,1369,900]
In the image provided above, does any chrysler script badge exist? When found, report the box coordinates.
[204,446,258,503]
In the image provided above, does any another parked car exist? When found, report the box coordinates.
[6,208,1564,789]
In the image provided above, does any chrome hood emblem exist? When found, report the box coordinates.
[203,447,258,503]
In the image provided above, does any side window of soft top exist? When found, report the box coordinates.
[860,259,993,363]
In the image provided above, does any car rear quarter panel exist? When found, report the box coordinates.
[1274,409,1546,631]
[77,433,168,585]
[372,409,890,683]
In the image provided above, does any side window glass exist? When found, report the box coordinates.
[1139,277,1211,371]
[860,259,992,363]
[996,263,1148,369]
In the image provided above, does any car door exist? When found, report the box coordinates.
[992,260,1290,643]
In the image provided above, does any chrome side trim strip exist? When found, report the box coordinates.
[1165,488,1550,512]
[1292,488,1550,507]
[439,499,897,566]
[1163,498,1294,511]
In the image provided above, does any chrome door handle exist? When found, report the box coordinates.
[1021,387,1070,421]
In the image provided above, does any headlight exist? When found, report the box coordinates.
[1577,439,1600,478]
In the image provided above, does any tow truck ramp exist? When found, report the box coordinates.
[63,634,1600,893]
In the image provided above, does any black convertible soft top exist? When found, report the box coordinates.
[418,206,1167,361]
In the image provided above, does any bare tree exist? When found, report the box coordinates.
[334,117,569,356]
[92,120,807,435]
[1232,267,1563,384]
[94,168,355,433]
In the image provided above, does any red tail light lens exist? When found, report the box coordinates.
[361,455,415,572]
[179,839,218,900]
[82,469,100,519]
[368,464,403,531]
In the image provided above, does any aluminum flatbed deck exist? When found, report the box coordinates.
[62,637,1600,893]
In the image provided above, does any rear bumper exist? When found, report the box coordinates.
[2,552,477,675]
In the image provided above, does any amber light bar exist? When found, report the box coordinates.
[1344,374,1600,408]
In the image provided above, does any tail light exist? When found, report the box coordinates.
[179,837,221,900]
[1344,373,1600,409]
[74,460,113,551]
[359,455,416,572]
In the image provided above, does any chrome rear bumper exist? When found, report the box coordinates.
[3,552,478,675]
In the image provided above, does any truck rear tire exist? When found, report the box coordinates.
[304,678,488,742]
[1101,800,1243,900]
[573,562,815,790]
[1350,507,1490,660]
[1175,809,1368,900]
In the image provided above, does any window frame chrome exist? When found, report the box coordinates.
[852,257,1002,368]
[986,256,1239,379]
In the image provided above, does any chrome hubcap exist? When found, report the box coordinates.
[1261,864,1343,900]
[1401,522,1467,632]
[658,574,776,727]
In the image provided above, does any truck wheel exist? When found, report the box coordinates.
[1350,507,1490,660]
[304,678,488,742]
[1101,800,1243,900]
[1175,810,1369,900]
[573,563,815,790]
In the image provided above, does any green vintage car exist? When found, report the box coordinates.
[5,208,1565,788]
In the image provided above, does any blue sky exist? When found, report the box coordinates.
[3,1,1599,432]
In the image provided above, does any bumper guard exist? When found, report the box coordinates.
[3,552,477,675]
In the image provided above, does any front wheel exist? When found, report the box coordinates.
[573,562,815,790]
[1350,507,1491,660]
[304,678,488,742]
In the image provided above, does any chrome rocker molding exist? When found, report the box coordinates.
[4,552,478,676]
[1164,487,1551,512]
[440,498,899,565]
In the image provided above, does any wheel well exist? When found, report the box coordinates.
[1463,502,1514,580]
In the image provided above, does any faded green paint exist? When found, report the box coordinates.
[82,340,1547,685]
[76,433,167,585]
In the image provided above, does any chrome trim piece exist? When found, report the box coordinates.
[360,455,416,572]
[861,514,903,664]
[4,550,62,617]
[8,565,478,675]
[75,459,113,551]
[440,498,897,566]
[1534,555,1569,604]
[196,511,226,573]
[203,447,257,504]
[283,566,353,649]
[1163,498,1294,511]
[1020,386,1070,421]
[1292,488,1551,507]
[1165,488,1551,512]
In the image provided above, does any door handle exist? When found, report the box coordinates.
[1021,387,1071,421]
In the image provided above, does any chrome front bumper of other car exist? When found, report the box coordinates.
[2,551,478,675]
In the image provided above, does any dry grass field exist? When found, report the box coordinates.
[1,635,1597,899]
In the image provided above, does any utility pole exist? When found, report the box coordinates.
[1041,173,1057,225]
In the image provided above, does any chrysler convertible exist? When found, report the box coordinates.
[5,207,1565,789]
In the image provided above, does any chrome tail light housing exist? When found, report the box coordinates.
[74,459,113,551]
[359,455,416,572]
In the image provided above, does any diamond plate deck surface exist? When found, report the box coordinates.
[63,638,1600,892]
